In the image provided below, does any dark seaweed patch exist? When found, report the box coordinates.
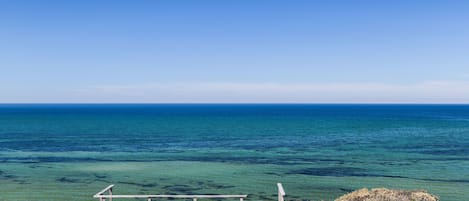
[288,167,413,179]
[205,183,235,189]
[339,188,354,192]
[3,174,17,179]
[418,178,469,183]
[192,180,236,189]
[0,170,28,184]
[288,167,372,177]
[288,167,469,184]
[1,154,348,166]
[410,157,469,161]
[420,149,469,155]
[163,184,202,193]
[56,177,79,183]
[0,170,18,180]
[12,179,29,184]
[0,156,115,163]
[56,177,80,183]
[93,173,107,179]
[265,172,282,176]
[118,181,158,188]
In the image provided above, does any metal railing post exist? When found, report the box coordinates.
[109,187,113,201]
[277,183,285,201]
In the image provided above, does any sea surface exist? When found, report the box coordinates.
[0,104,468,201]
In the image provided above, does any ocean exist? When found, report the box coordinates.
[0,104,468,201]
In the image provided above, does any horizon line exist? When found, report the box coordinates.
[1,102,469,105]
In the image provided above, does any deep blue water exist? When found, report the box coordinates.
[2,104,469,153]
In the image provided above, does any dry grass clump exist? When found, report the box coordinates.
[335,188,439,201]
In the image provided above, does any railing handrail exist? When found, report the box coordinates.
[93,184,114,198]
[97,195,248,198]
[94,184,247,201]
[94,183,286,201]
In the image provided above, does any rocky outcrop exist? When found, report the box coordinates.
[335,188,439,201]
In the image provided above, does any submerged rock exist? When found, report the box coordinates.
[335,188,439,201]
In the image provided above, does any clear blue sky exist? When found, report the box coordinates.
[1,0,468,103]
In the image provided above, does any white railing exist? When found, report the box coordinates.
[277,183,286,201]
[94,184,247,201]
[94,183,286,201]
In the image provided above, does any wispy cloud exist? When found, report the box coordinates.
[71,81,469,103]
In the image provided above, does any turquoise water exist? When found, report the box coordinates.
[0,104,468,201]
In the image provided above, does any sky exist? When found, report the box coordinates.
[1,0,468,103]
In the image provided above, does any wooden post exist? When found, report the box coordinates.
[240,198,244,201]
[148,198,151,201]
[193,198,197,201]
[109,187,113,201]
